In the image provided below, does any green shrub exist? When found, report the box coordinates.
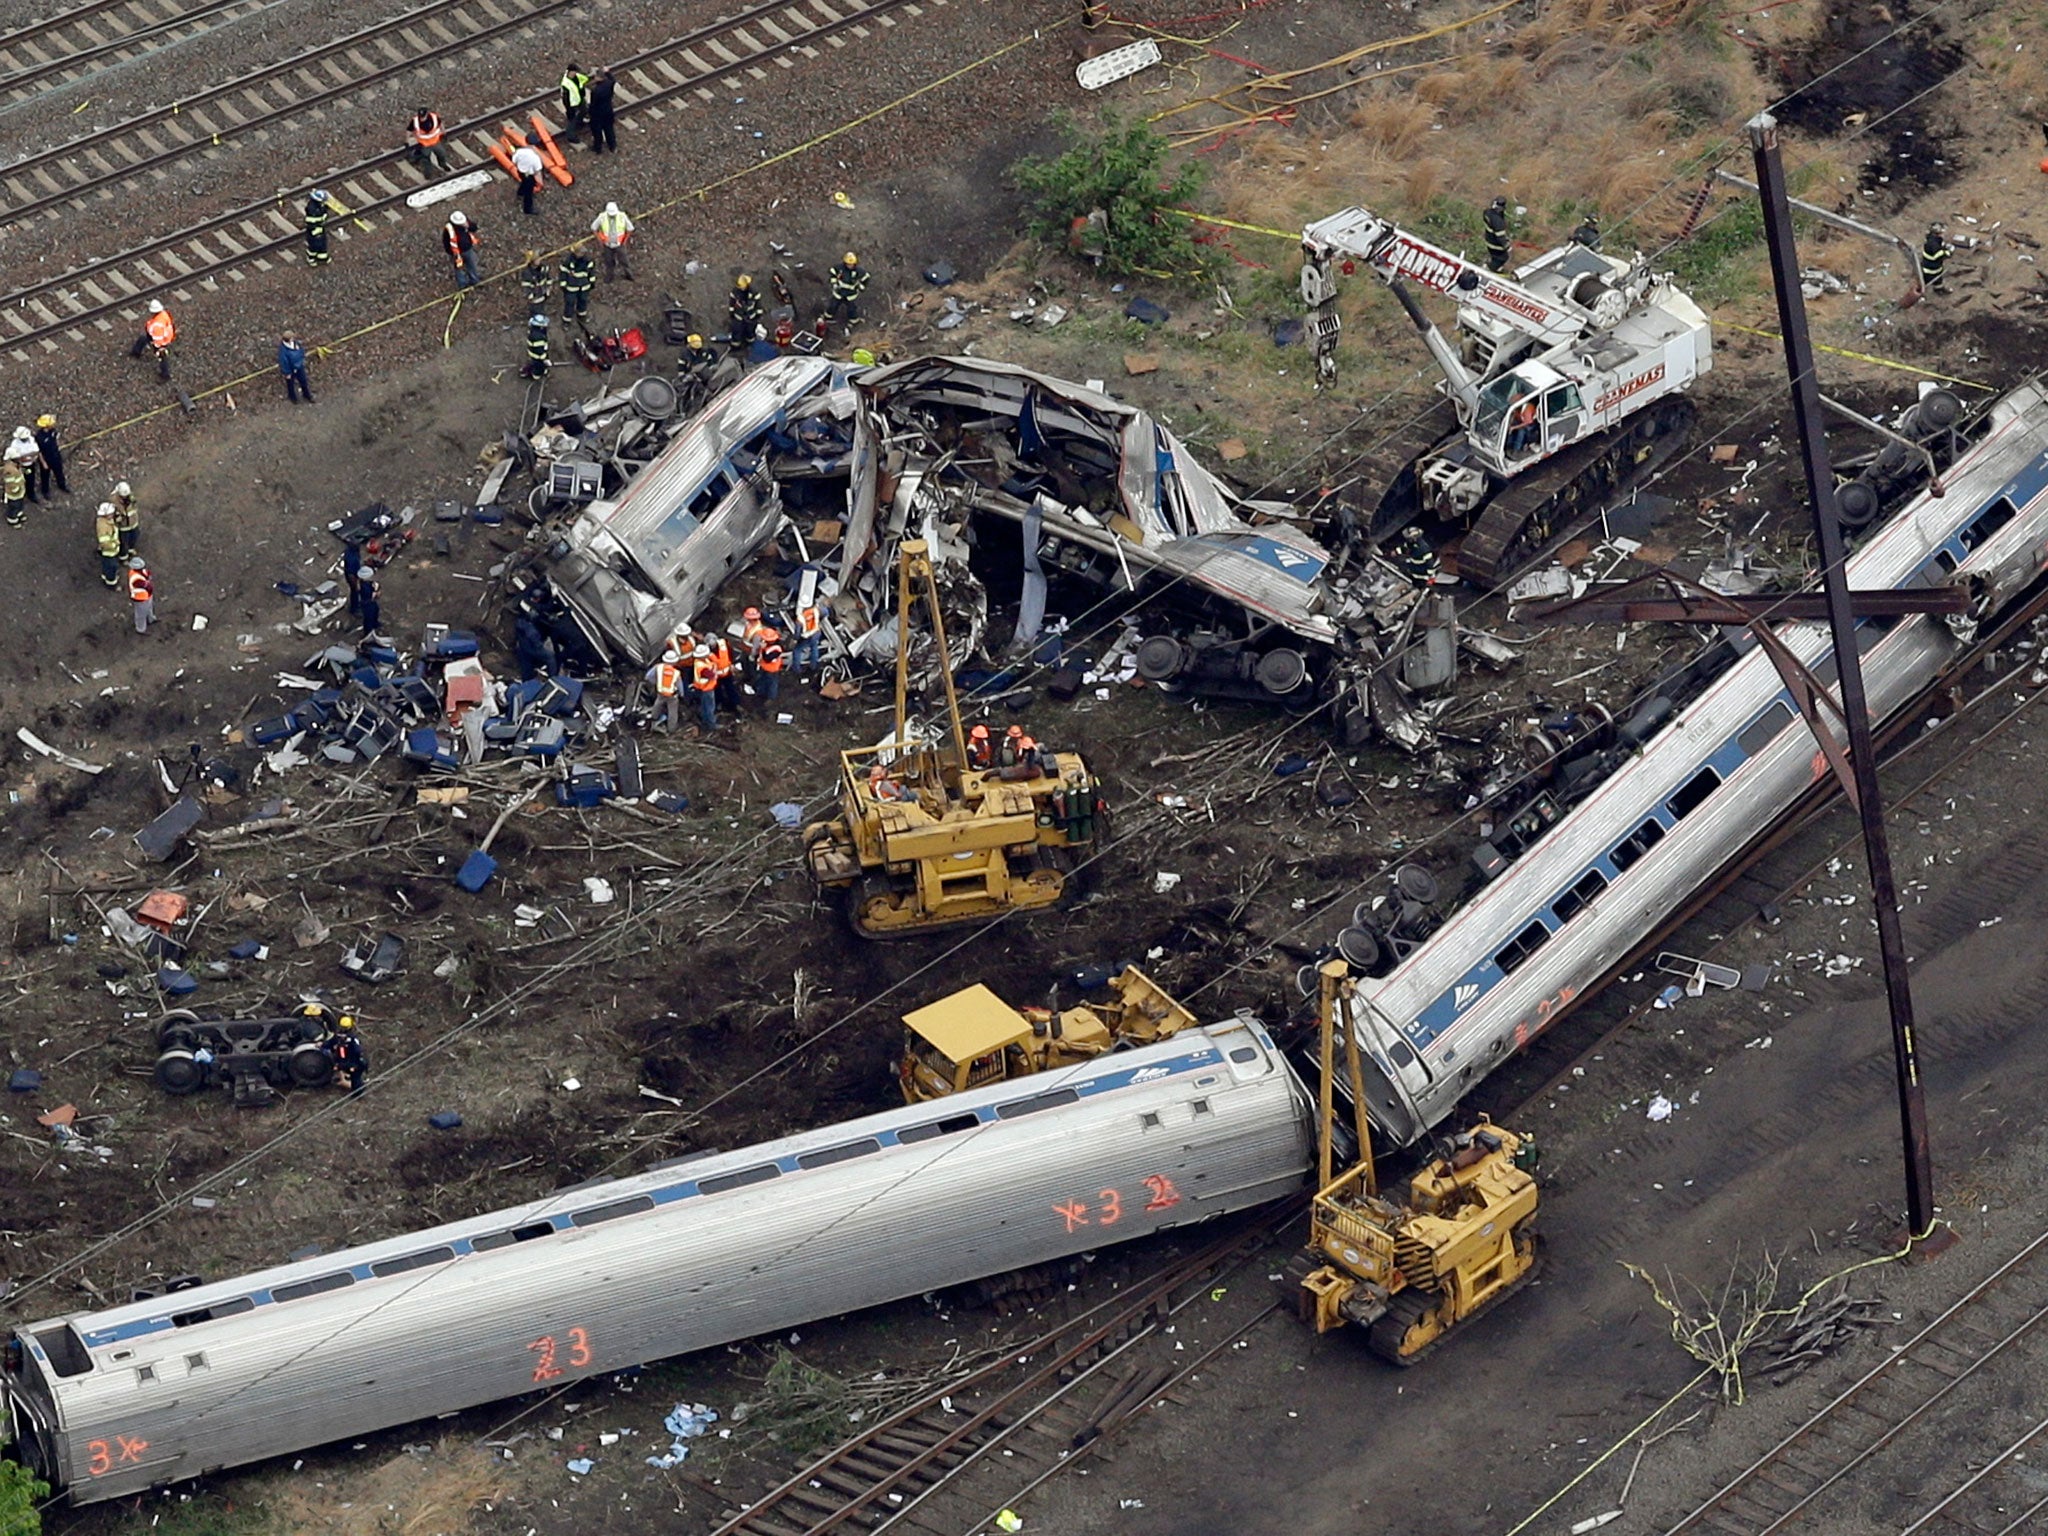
[1011,112,1212,282]
[0,1454,46,1536]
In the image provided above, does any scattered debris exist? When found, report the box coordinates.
[645,1402,719,1469]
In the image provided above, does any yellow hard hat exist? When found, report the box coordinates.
[36,414,54,428]
[686,333,703,349]
[336,1015,356,1031]
[843,251,859,266]
[735,274,752,290]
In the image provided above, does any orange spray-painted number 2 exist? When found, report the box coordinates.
[528,1326,593,1382]
[1052,1175,1182,1232]
[84,1434,150,1476]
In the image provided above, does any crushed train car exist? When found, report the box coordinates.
[511,352,1514,744]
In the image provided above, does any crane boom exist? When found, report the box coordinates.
[1303,206,1596,350]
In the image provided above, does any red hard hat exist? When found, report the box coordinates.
[969,724,989,739]
[1006,725,1023,737]
[743,606,761,621]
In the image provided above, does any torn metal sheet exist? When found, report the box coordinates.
[17,728,106,775]
[839,357,1343,646]
[536,356,852,665]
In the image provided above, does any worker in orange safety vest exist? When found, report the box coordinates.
[127,557,155,633]
[129,301,176,379]
[590,202,635,282]
[408,107,449,173]
[646,650,683,732]
[754,628,785,704]
[740,605,770,660]
[690,644,719,731]
[999,724,1038,771]
[709,632,739,712]
[966,723,993,771]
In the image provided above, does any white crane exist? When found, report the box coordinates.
[1299,206,1713,582]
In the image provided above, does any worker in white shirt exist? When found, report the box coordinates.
[512,136,546,217]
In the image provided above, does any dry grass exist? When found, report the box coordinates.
[1220,0,1758,249]
[265,1439,508,1536]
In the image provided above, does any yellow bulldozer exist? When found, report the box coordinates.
[802,540,1107,939]
[897,964,1199,1101]
[1290,960,1541,1365]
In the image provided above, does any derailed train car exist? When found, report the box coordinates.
[1331,378,2048,1145]
[4,1018,1311,1505]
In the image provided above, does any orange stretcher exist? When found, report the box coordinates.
[487,117,574,188]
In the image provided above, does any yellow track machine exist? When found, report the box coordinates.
[896,964,1198,1101]
[802,540,1107,939]
[1290,960,1541,1364]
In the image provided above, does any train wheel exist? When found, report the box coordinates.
[155,1007,203,1050]
[154,1049,207,1095]
[288,1042,335,1088]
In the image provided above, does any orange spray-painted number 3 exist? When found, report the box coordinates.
[1052,1176,1182,1230]
[528,1326,593,1382]
[84,1434,150,1476]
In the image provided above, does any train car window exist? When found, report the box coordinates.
[571,1195,656,1227]
[1191,1098,1213,1116]
[897,1112,980,1144]
[698,1164,780,1194]
[1140,1111,1164,1128]
[1934,550,1959,575]
[135,1365,156,1385]
[1609,817,1666,872]
[186,1353,210,1372]
[271,1272,353,1304]
[1387,1038,1420,1071]
[1493,920,1553,976]
[996,1088,1081,1119]
[1666,767,1722,820]
[1228,1046,1260,1064]
[172,1296,254,1328]
[34,1326,93,1379]
[470,1220,557,1252]
[797,1138,882,1170]
[1552,868,1609,924]
[1960,496,2018,552]
[370,1247,455,1279]
[1737,700,1795,757]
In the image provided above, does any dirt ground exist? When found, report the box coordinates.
[8,0,2048,1531]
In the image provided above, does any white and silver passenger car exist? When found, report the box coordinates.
[1351,380,2048,1144]
[5,1017,1310,1504]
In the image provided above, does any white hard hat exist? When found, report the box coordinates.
[147,299,164,314]
[311,188,329,202]
[450,211,468,226]
[98,501,116,517]
[10,426,29,444]
[534,313,550,328]
[693,643,709,658]
[115,481,132,497]
[661,648,680,663]
[604,201,620,216]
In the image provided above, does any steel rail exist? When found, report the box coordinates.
[1664,1227,2048,1534]
[0,0,913,362]
[0,0,592,221]
[1895,1415,2048,1535]
[0,0,234,54]
[0,0,274,98]
[709,1204,1298,1536]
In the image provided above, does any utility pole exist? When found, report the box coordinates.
[1748,111,1937,1241]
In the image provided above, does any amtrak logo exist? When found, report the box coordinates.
[1454,983,1481,1011]
[1130,1066,1170,1082]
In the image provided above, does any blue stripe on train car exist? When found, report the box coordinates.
[82,1044,1232,1348]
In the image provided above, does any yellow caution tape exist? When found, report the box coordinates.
[1716,322,1993,390]
[444,291,464,349]
[1166,208,1296,241]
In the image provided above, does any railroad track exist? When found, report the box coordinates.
[1664,1227,2048,1534]
[0,0,598,225]
[708,1206,1295,1536]
[0,0,274,104]
[0,0,936,364]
